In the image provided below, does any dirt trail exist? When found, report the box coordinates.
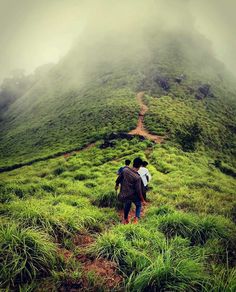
[0,91,164,173]
[63,143,96,159]
[118,202,149,223]
[58,233,123,291]
[58,201,150,291]
[129,92,164,143]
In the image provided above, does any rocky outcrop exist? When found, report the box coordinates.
[158,78,170,91]
[175,74,185,83]
[152,75,170,91]
[195,84,214,100]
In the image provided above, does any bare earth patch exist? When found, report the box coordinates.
[129,92,164,143]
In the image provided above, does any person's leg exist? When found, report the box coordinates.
[133,200,142,221]
[143,187,147,201]
[124,200,132,222]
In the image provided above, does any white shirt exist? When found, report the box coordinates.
[138,167,151,187]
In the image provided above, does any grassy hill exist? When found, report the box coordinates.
[0,30,236,168]
[0,28,236,290]
[0,139,236,290]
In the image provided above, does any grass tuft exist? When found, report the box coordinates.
[0,222,57,288]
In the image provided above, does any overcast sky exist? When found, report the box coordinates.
[0,0,235,82]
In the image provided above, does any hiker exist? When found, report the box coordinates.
[117,159,131,175]
[115,157,146,224]
[138,161,151,201]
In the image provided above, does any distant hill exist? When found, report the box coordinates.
[0,29,236,167]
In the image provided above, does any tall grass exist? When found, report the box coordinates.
[2,196,118,239]
[0,223,57,288]
[127,250,206,291]
[0,139,236,290]
[156,211,235,246]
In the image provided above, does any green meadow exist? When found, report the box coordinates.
[1,138,236,291]
[1,27,236,291]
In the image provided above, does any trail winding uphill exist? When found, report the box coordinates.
[0,92,164,173]
[129,92,164,143]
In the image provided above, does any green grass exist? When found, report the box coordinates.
[0,135,235,290]
[0,222,57,288]
[0,27,236,290]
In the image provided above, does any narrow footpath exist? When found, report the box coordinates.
[0,92,163,173]
[129,92,164,143]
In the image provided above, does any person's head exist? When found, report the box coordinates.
[133,157,143,169]
[142,161,148,167]
[125,159,131,166]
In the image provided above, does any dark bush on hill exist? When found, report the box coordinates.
[175,122,202,151]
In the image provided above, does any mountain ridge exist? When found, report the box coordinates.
[0,29,236,167]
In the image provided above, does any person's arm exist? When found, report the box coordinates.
[117,167,122,175]
[135,177,145,202]
[146,169,151,182]
[115,172,123,190]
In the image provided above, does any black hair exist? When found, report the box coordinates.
[125,159,131,166]
[142,161,148,167]
[133,157,143,168]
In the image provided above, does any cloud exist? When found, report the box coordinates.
[0,0,235,82]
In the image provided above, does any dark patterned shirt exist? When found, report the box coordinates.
[116,167,143,201]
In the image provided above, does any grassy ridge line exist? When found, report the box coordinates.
[0,141,95,174]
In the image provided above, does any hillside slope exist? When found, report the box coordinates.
[0,30,236,167]
[1,139,236,290]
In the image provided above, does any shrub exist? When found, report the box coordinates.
[157,212,236,246]
[127,248,206,291]
[0,192,15,203]
[89,232,128,264]
[41,183,55,193]
[92,190,121,209]
[207,267,236,292]
[0,223,57,288]
[53,166,66,176]
[74,172,90,181]
[175,122,202,152]
[158,212,197,241]
[145,206,174,217]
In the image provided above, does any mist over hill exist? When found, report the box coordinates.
[1,2,236,290]
[0,24,236,167]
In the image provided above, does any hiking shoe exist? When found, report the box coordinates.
[133,217,138,224]
[123,219,129,224]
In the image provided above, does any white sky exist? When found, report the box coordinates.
[0,0,235,81]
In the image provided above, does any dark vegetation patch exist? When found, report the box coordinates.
[213,160,236,178]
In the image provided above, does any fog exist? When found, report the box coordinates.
[0,0,235,82]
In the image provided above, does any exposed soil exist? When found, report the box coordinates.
[82,258,123,290]
[73,234,95,247]
[118,202,149,223]
[58,198,150,291]
[63,143,96,159]
[58,233,123,291]
[129,92,164,143]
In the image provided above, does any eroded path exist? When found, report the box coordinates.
[0,92,163,174]
[129,92,164,143]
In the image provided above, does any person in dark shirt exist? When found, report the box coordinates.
[117,159,131,175]
[115,157,146,224]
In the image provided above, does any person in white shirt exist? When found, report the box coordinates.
[138,161,151,201]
